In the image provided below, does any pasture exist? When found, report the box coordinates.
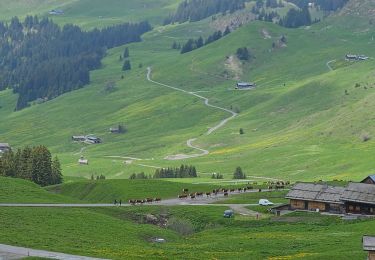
[0,206,372,259]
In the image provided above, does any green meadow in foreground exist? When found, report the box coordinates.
[0,206,372,259]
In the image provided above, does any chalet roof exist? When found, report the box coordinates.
[363,236,375,251]
[286,183,344,204]
[362,175,375,182]
[341,183,375,205]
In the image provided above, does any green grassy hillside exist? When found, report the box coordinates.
[0,177,77,203]
[0,206,372,259]
[0,0,179,28]
[1,1,375,182]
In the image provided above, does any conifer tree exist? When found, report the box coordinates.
[122,60,131,71]
[123,47,129,58]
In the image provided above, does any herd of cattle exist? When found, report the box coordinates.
[127,181,290,205]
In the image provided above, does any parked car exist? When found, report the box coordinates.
[259,199,274,206]
[223,210,234,218]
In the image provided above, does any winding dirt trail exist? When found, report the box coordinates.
[147,67,237,160]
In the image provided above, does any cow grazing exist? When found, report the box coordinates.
[154,198,161,202]
[178,194,188,199]
[182,188,189,193]
[196,192,204,197]
[128,199,136,205]
[206,192,211,197]
[190,195,196,199]
[223,192,229,197]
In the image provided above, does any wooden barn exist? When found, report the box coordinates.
[285,183,345,213]
[361,175,375,185]
[363,236,375,260]
[341,183,375,215]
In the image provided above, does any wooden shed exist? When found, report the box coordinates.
[341,183,375,215]
[363,236,375,260]
[286,183,344,213]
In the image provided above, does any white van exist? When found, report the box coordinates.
[259,199,274,206]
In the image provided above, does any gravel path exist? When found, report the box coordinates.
[0,244,108,260]
[147,67,237,160]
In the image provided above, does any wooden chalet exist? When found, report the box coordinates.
[341,183,375,215]
[362,175,375,185]
[363,236,375,260]
[286,183,345,213]
[72,136,86,142]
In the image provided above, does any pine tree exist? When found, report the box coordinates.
[51,156,63,185]
[123,47,129,58]
[224,26,231,36]
[233,166,246,179]
[122,60,131,71]
[31,146,52,186]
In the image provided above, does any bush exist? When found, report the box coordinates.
[233,166,246,179]
[167,218,194,236]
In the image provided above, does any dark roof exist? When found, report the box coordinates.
[363,236,375,251]
[362,175,375,183]
[286,183,344,204]
[341,183,375,205]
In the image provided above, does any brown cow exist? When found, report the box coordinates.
[223,192,229,197]
[190,195,196,199]
[145,198,154,203]
[178,194,188,199]
[206,192,211,197]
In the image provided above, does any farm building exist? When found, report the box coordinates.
[86,136,102,144]
[286,183,345,213]
[78,156,89,165]
[345,54,369,61]
[72,136,86,142]
[361,175,375,185]
[286,181,375,215]
[341,183,375,215]
[236,82,256,89]
[363,236,375,260]
[0,143,11,154]
[49,9,64,15]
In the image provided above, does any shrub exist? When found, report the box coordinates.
[167,218,194,236]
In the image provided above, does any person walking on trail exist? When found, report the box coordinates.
[114,199,117,206]
[119,200,122,206]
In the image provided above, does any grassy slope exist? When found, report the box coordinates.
[0,0,179,28]
[0,176,78,203]
[1,2,375,183]
[0,206,372,259]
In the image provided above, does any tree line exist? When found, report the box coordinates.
[0,16,151,110]
[164,0,247,24]
[0,146,62,186]
[180,27,230,54]
[129,165,198,179]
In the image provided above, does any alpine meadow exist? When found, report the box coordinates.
[0,0,375,259]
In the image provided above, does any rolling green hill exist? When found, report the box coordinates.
[0,0,374,183]
[0,176,78,203]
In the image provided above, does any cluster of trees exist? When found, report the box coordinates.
[258,10,280,22]
[180,28,230,54]
[90,174,106,180]
[286,0,348,11]
[164,0,246,24]
[0,146,62,186]
[0,16,151,110]
[129,172,150,179]
[252,0,284,14]
[236,47,252,61]
[121,47,132,71]
[154,165,198,178]
[278,6,311,28]
[233,166,246,179]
